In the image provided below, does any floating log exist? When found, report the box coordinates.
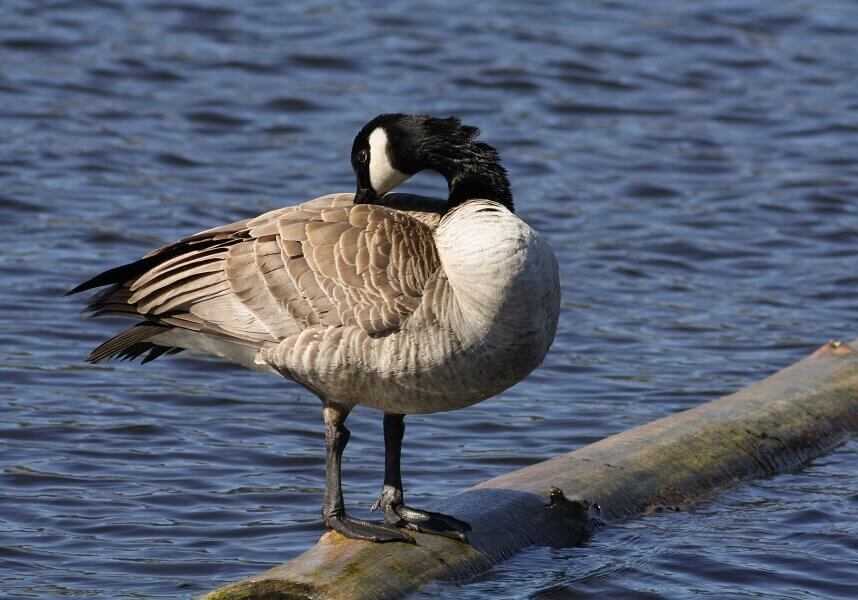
[204,339,858,600]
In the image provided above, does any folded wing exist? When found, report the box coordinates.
[69,193,442,363]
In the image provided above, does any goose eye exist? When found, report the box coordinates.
[357,149,368,163]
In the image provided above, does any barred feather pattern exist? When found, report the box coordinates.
[71,193,444,362]
[70,193,559,414]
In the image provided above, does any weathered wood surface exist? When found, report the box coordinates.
[204,339,858,600]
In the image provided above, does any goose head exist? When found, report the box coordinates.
[350,114,513,212]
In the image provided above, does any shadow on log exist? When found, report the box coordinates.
[204,339,858,600]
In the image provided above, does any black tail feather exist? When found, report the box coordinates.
[141,345,183,364]
[65,236,230,297]
[87,322,173,364]
[67,258,163,297]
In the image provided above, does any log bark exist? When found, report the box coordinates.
[203,339,858,600]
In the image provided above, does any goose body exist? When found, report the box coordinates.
[69,114,560,543]
[263,196,558,414]
[80,192,559,414]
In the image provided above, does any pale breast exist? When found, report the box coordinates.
[262,200,560,414]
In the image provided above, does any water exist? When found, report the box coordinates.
[1,1,856,598]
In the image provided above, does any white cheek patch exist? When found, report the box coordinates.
[368,128,409,196]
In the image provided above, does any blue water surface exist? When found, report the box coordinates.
[1,1,856,598]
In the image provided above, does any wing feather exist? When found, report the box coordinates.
[69,193,444,363]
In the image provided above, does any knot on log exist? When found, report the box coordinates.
[543,486,602,546]
[811,338,856,357]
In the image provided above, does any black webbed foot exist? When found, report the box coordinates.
[325,512,415,544]
[372,486,471,543]
[389,504,471,542]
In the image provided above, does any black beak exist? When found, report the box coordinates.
[354,185,378,205]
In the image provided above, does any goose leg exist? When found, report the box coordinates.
[371,413,471,543]
[321,401,414,544]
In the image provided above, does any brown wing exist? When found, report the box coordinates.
[70,193,442,361]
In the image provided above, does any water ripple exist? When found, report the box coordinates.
[1,1,857,599]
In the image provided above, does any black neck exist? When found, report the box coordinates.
[445,165,514,211]
[395,116,515,212]
[426,146,513,212]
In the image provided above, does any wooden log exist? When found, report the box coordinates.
[203,339,858,600]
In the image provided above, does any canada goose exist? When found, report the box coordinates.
[67,114,560,544]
